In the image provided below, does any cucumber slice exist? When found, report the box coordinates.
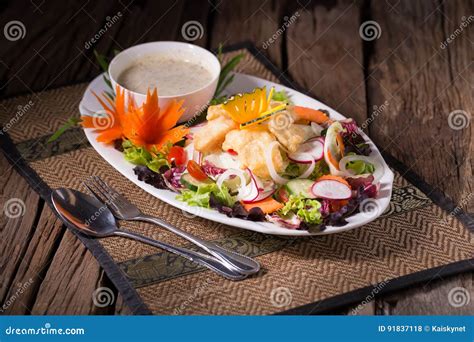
[285,179,316,198]
[180,173,212,191]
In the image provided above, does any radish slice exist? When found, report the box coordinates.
[288,139,324,163]
[248,188,276,203]
[339,155,384,185]
[240,169,263,203]
[216,168,249,200]
[311,179,352,200]
[264,141,290,185]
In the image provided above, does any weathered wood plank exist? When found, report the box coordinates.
[0,0,191,97]
[0,1,118,97]
[211,0,285,68]
[286,0,368,126]
[367,0,473,211]
[0,153,41,304]
[175,0,211,47]
[367,0,474,315]
[383,273,473,315]
[2,205,64,314]
[31,230,114,315]
[114,294,133,315]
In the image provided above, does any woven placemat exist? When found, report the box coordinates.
[1,43,473,315]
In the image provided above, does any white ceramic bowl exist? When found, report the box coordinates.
[108,41,220,122]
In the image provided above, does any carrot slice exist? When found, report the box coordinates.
[329,199,349,212]
[326,150,340,170]
[336,133,345,157]
[242,197,284,214]
[316,175,351,188]
[293,106,331,124]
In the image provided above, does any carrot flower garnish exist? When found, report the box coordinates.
[122,89,189,152]
[81,85,126,144]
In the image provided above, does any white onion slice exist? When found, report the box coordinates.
[264,141,290,185]
[216,168,250,200]
[297,154,315,179]
[310,122,324,136]
[323,121,345,176]
[339,155,384,184]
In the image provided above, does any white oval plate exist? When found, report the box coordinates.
[80,73,394,236]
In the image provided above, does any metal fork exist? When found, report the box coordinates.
[84,176,260,275]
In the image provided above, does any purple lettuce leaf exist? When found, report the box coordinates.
[133,166,167,189]
[209,194,265,221]
[322,186,371,227]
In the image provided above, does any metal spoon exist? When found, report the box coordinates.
[51,188,248,281]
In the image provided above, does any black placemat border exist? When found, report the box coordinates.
[0,41,472,316]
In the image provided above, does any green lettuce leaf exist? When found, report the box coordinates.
[177,183,235,208]
[345,152,375,175]
[309,160,330,180]
[280,195,322,224]
[272,90,292,104]
[122,140,169,172]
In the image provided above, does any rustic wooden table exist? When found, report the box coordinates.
[0,0,472,315]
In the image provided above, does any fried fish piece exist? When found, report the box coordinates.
[267,111,314,153]
[222,126,287,179]
[194,105,238,153]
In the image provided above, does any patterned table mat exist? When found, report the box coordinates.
[1,44,472,315]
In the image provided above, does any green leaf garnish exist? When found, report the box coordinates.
[47,117,81,143]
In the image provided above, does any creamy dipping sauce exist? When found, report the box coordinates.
[117,55,213,96]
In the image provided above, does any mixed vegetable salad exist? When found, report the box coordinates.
[82,85,383,231]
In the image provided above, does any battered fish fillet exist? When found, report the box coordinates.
[194,105,238,153]
[222,127,287,179]
[268,111,315,153]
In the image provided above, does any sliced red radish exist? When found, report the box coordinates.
[288,139,324,164]
[311,179,352,200]
[248,188,276,203]
[240,169,261,202]
[241,169,276,203]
